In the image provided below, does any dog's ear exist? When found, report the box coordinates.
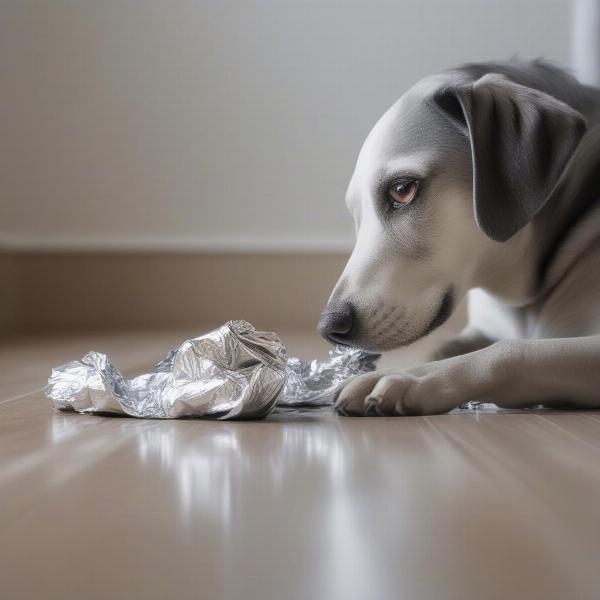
[433,73,586,241]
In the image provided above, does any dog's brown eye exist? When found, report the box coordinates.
[389,180,418,207]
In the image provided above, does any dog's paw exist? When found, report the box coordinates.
[334,362,466,417]
[335,371,420,416]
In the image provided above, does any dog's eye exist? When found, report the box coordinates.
[389,180,418,207]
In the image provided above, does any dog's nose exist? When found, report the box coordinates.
[318,302,355,345]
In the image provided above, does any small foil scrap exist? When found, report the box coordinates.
[46,320,378,420]
[281,346,379,407]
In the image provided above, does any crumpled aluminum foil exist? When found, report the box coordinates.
[46,320,379,420]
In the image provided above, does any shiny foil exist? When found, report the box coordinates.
[281,346,379,407]
[46,320,378,420]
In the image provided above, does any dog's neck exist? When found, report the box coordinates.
[471,226,538,306]
[533,125,600,294]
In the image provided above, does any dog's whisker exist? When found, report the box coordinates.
[375,317,414,347]
[374,319,403,343]
[370,306,404,338]
[367,299,385,320]
[370,306,397,331]
[373,306,399,329]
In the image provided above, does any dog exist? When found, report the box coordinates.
[318,60,600,416]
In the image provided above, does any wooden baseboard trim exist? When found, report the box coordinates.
[1,251,348,333]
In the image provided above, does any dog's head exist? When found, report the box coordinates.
[319,71,586,351]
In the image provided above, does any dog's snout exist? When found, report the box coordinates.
[318,302,355,345]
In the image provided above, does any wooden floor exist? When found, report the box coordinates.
[2,328,600,600]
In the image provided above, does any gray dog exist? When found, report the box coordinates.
[318,60,600,416]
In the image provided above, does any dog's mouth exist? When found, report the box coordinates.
[420,286,455,339]
[358,287,455,352]
[392,287,454,348]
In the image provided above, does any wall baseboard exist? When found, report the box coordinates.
[0,253,18,332]
[0,234,354,254]
[2,251,348,332]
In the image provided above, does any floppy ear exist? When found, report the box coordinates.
[434,73,587,241]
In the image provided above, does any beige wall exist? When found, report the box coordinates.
[1,0,571,254]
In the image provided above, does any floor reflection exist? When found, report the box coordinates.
[36,403,600,598]
[129,407,473,598]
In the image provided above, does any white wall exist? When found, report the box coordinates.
[1,0,571,252]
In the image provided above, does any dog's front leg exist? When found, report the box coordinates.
[335,336,600,416]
